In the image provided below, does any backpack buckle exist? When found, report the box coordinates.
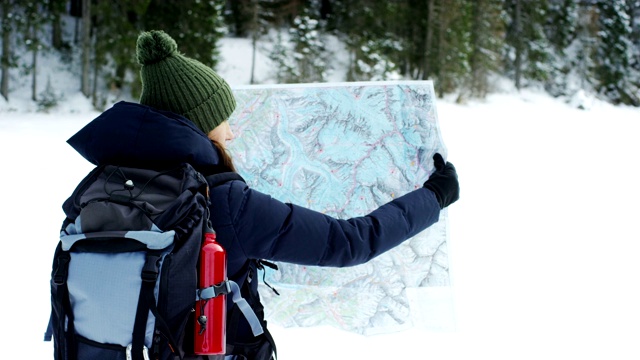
[196,280,231,301]
[53,255,71,285]
[141,254,161,282]
[126,344,149,360]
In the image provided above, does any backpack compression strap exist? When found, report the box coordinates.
[132,251,181,360]
[46,247,77,360]
[196,280,264,337]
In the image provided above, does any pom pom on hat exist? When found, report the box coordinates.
[136,30,178,66]
[136,30,236,134]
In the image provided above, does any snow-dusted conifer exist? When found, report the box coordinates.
[595,0,639,105]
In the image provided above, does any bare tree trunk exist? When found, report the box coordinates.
[51,0,63,49]
[32,34,38,102]
[1,32,9,101]
[52,16,63,49]
[423,0,435,80]
[250,34,257,84]
[92,53,99,108]
[468,1,479,98]
[437,0,447,96]
[1,0,11,101]
[92,29,101,109]
[250,3,258,85]
[514,0,522,90]
[628,0,638,45]
[75,17,80,44]
[81,0,91,97]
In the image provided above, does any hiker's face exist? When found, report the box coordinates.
[207,121,235,149]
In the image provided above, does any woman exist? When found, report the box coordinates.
[67,30,459,360]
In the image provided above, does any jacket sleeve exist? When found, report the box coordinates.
[226,181,441,268]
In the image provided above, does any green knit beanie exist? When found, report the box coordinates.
[136,30,236,134]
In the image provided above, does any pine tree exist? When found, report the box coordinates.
[226,0,253,37]
[279,6,329,83]
[330,0,401,82]
[431,0,473,96]
[379,0,478,97]
[226,0,296,36]
[269,27,296,83]
[91,0,151,104]
[1,0,15,101]
[143,0,227,69]
[77,0,229,103]
[563,3,600,97]
[547,0,578,51]
[544,0,579,96]
[393,0,431,80]
[624,0,640,99]
[245,0,288,84]
[595,0,638,105]
[629,0,640,50]
[49,0,67,50]
[80,0,90,98]
[465,0,503,98]
[504,0,553,89]
[23,0,49,102]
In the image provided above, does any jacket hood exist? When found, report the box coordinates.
[67,101,222,173]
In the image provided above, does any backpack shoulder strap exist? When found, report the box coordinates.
[206,172,245,187]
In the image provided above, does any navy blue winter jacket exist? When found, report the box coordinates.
[66,101,442,345]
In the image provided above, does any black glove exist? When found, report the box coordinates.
[423,153,459,209]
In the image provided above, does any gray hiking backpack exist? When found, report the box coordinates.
[45,163,262,360]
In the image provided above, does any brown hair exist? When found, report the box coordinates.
[211,140,237,173]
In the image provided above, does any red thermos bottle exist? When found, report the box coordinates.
[194,229,227,355]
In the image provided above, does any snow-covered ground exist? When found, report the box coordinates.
[1,37,639,359]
